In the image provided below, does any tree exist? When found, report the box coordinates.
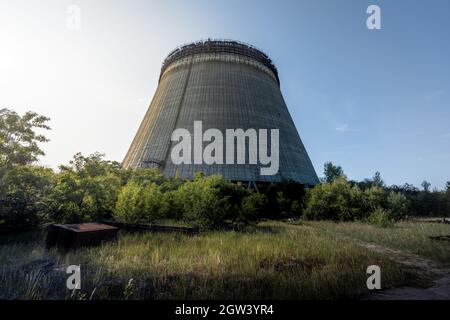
[241,192,268,221]
[174,174,249,230]
[140,183,163,222]
[421,180,431,192]
[364,186,386,211]
[0,165,54,229]
[387,191,409,220]
[0,108,52,230]
[113,182,144,224]
[446,181,450,217]
[323,162,344,183]
[372,171,384,187]
[113,182,163,224]
[263,179,305,219]
[304,177,367,221]
[0,108,50,168]
[47,153,122,223]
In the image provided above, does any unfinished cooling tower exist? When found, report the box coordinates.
[123,40,319,185]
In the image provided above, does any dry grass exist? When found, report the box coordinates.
[306,220,450,264]
[0,221,420,300]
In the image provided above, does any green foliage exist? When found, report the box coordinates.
[0,165,54,229]
[262,180,305,219]
[159,190,184,220]
[364,186,386,211]
[421,180,431,192]
[113,180,170,224]
[323,161,344,183]
[372,171,384,187]
[304,177,367,221]
[305,179,409,223]
[368,208,394,228]
[275,192,301,218]
[1,105,449,231]
[242,192,268,220]
[387,191,409,220]
[0,108,50,168]
[127,168,165,187]
[114,182,146,224]
[47,153,122,223]
[174,174,249,230]
[141,183,164,222]
[446,182,450,217]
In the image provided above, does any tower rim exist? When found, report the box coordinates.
[160,39,280,85]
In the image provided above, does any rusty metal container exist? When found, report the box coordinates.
[46,223,118,249]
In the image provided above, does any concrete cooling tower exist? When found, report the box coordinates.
[123,40,319,186]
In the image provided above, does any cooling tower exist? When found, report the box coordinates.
[123,40,319,185]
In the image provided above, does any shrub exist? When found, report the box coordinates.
[364,186,386,211]
[174,174,249,230]
[263,180,305,219]
[48,167,122,223]
[241,192,268,221]
[304,177,366,221]
[45,153,123,223]
[0,165,54,230]
[368,208,394,228]
[127,168,165,187]
[159,190,184,220]
[140,183,163,222]
[387,191,409,220]
[113,182,163,224]
[113,182,143,224]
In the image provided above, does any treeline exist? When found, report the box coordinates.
[0,109,294,230]
[306,162,450,226]
[0,152,298,231]
[1,108,449,232]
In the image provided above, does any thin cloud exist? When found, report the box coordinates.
[335,123,359,133]
[336,123,350,132]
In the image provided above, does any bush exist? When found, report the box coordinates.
[127,168,165,187]
[262,180,305,219]
[304,177,367,221]
[0,165,54,230]
[47,154,122,223]
[113,182,143,224]
[387,191,409,220]
[364,186,386,211]
[241,192,268,221]
[174,174,250,230]
[159,190,184,220]
[113,182,162,224]
[140,183,163,222]
[368,208,394,228]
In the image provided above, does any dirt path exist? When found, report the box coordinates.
[317,227,450,300]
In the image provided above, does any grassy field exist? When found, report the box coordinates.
[0,221,429,300]
[306,220,450,265]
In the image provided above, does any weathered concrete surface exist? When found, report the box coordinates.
[123,40,319,185]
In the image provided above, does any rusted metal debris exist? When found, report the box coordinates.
[103,221,199,235]
[46,223,118,249]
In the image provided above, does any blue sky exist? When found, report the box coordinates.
[1,0,449,189]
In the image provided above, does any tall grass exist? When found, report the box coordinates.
[307,221,450,264]
[0,222,418,299]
